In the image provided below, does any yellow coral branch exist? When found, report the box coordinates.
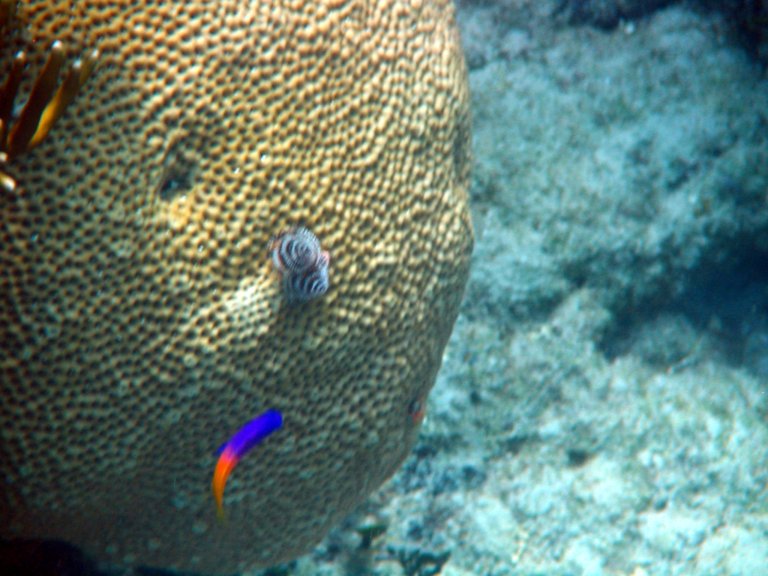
[0,51,26,147]
[7,41,65,157]
[29,48,99,148]
[0,146,14,191]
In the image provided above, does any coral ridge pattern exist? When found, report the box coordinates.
[0,0,472,573]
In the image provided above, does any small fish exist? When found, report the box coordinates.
[270,226,324,275]
[212,409,283,520]
[408,398,426,424]
[284,250,330,304]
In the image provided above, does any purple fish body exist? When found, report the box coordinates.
[212,409,284,518]
[223,409,283,458]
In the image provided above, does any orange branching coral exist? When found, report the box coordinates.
[0,41,98,191]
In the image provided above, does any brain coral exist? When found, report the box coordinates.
[0,0,472,573]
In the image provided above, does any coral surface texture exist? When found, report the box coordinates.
[0,1,473,573]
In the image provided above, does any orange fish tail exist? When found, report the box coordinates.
[212,448,239,520]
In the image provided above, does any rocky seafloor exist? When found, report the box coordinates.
[246,2,768,576]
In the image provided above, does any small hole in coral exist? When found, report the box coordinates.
[157,138,197,202]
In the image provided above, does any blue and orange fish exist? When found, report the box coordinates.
[212,409,283,520]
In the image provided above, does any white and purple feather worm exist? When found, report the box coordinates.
[270,226,331,304]
[271,226,323,274]
[285,258,330,304]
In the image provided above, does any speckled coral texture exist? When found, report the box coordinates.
[265,4,767,576]
[0,1,472,573]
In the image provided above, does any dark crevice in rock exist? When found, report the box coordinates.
[600,237,768,379]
